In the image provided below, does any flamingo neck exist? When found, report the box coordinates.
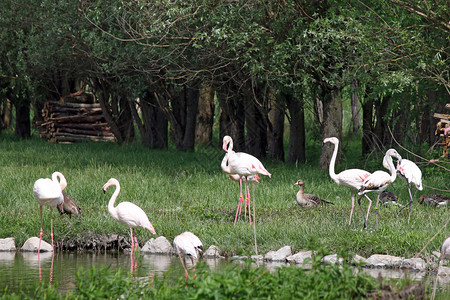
[386,156,397,182]
[52,172,67,191]
[107,182,120,220]
[328,140,338,181]
[227,139,234,153]
[221,153,231,174]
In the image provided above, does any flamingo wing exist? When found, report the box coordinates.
[33,178,63,207]
[335,169,371,189]
[116,202,156,234]
[397,159,423,190]
[359,171,391,192]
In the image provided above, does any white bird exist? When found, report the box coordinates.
[441,237,450,261]
[396,159,423,219]
[33,171,67,253]
[322,137,372,226]
[173,231,203,282]
[221,136,271,225]
[102,178,156,255]
[357,149,402,229]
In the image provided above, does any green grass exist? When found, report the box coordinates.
[0,131,448,259]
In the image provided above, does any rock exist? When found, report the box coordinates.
[204,245,223,258]
[264,246,292,262]
[251,255,264,261]
[437,266,450,276]
[286,251,313,264]
[21,237,53,252]
[402,258,426,270]
[141,236,173,254]
[322,254,343,265]
[366,254,403,268]
[352,254,367,265]
[0,238,16,251]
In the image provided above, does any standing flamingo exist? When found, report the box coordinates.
[396,159,423,219]
[173,231,203,282]
[357,149,402,229]
[322,137,372,226]
[221,135,271,225]
[441,237,450,261]
[33,171,67,253]
[102,178,156,257]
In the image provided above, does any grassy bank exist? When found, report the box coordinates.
[0,132,448,259]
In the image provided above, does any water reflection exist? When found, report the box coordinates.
[1,252,449,295]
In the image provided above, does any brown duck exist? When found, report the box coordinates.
[57,192,82,218]
[294,179,333,207]
[418,194,450,208]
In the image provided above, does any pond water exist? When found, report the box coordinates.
[1,251,449,295]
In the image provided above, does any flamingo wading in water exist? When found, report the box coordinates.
[173,231,203,282]
[221,135,271,225]
[322,137,372,226]
[357,149,402,229]
[396,158,423,219]
[33,171,67,253]
[102,178,156,256]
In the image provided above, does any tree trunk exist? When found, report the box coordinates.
[0,99,12,130]
[287,93,306,164]
[351,80,360,133]
[217,91,245,151]
[182,85,199,151]
[195,83,215,145]
[320,88,342,169]
[374,96,390,149]
[14,99,31,138]
[268,94,285,161]
[362,99,374,156]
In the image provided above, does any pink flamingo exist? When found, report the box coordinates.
[322,137,372,226]
[221,135,271,225]
[102,178,156,257]
[396,158,423,219]
[357,149,402,229]
[173,231,203,282]
[441,237,450,261]
[33,171,67,253]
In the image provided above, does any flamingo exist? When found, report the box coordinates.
[102,178,156,256]
[222,152,260,222]
[173,231,203,282]
[57,192,81,218]
[294,179,333,206]
[396,159,423,219]
[33,171,67,253]
[357,149,402,229]
[221,135,271,225]
[322,137,372,226]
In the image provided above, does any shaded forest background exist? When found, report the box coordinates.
[0,0,448,168]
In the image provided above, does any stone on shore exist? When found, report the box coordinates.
[286,250,313,264]
[366,254,403,268]
[141,236,173,254]
[204,245,223,258]
[264,246,292,262]
[402,258,426,270]
[0,238,16,251]
[21,237,53,252]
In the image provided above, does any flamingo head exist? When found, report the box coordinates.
[294,179,305,187]
[322,137,339,146]
[103,178,119,193]
[52,171,67,191]
[387,149,402,163]
[222,135,233,152]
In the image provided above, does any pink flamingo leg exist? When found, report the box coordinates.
[234,179,244,225]
[130,228,134,257]
[49,252,55,284]
[38,206,43,254]
[191,257,197,279]
[349,191,355,225]
[245,178,251,225]
[50,207,54,250]
[134,236,139,251]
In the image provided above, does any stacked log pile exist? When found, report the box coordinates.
[433,103,450,158]
[39,101,115,143]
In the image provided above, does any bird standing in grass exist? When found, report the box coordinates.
[57,192,81,218]
[418,194,450,207]
[396,159,423,218]
[102,178,156,256]
[221,135,271,225]
[294,179,333,207]
[33,171,67,253]
[357,149,402,229]
[322,137,372,226]
[227,173,260,222]
[173,231,203,282]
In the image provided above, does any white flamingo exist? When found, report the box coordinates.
[102,178,156,256]
[322,137,372,226]
[33,171,67,253]
[396,159,423,219]
[441,237,450,261]
[357,149,402,229]
[221,136,271,225]
[173,231,203,282]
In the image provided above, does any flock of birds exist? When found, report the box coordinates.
[32,135,449,281]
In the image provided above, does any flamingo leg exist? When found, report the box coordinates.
[191,257,197,279]
[179,255,188,282]
[245,177,251,225]
[38,205,43,254]
[364,195,373,228]
[50,207,54,250]
[397,183,414,220]
[375,194,381,230]
[357,194,367,228]
[130,228,134,256]
[234,179,244,225]
[349,191,356,225]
